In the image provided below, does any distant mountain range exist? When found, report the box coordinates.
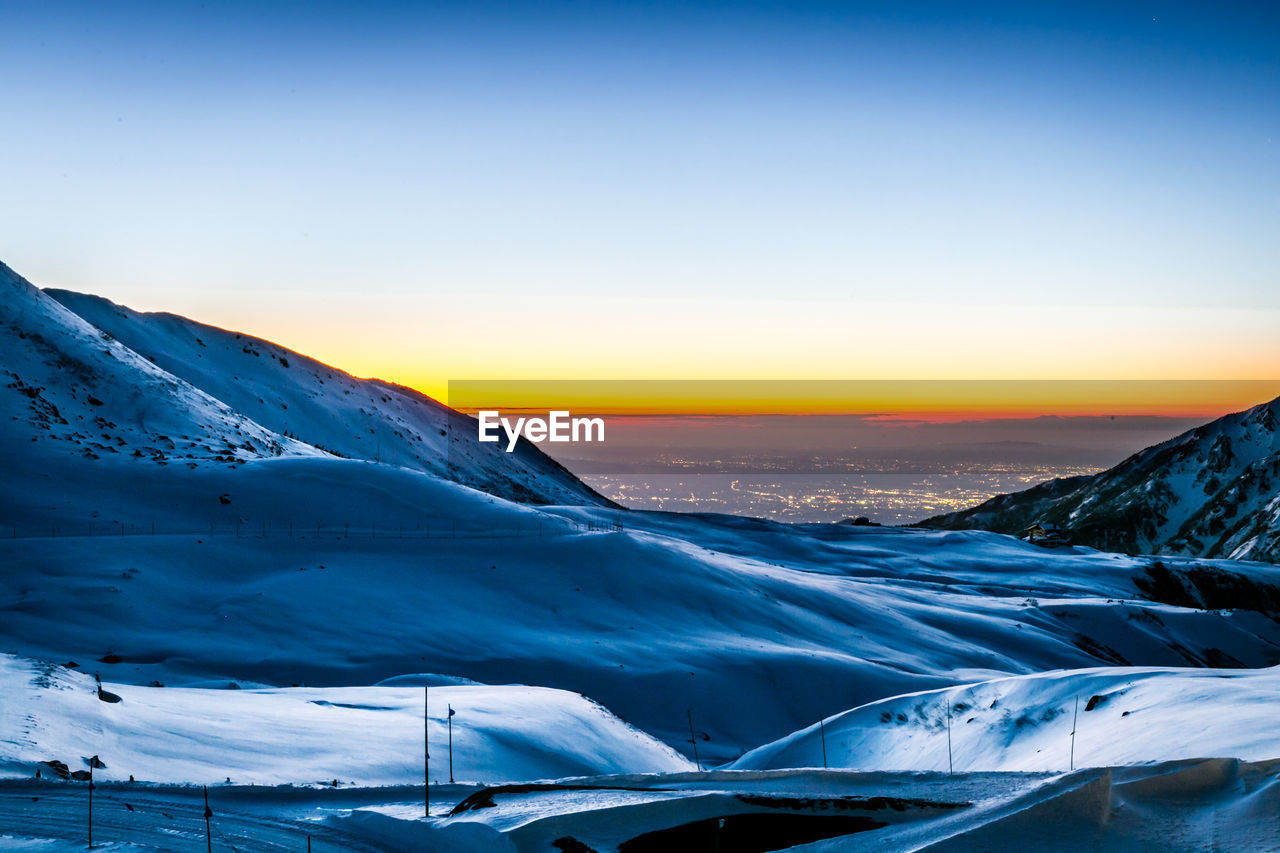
[921,398,1280,563]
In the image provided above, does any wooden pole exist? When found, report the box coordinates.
[818,715,828,769]
[203,785,212,853]
[687,710,702,771]
[448,706,454,783]
[88,760,93,848]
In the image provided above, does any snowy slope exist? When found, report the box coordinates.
[5,259,1280,764]
[922,397,1280,562]
[46,288,606,507]
[402,759,1279,853]
[4,262,1280,852]
[5,759,1276,852]
[0,261,320,466]
[732,665,1280,772]
[4,490,1280,762]
[0,654,692,785]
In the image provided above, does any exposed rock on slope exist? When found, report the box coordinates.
[46,288,606,506]
[921,398,1280,562]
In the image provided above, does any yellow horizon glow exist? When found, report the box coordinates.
[441,379,1280,418]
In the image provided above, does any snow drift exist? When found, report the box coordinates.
[732,664,1280,772]
[0,654,691,786]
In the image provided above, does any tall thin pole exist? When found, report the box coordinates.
[88,760,93,849]
[424,687,430,817]
[447,705,455,783]
[687,710,702,771]
[203,785,212,853]
[1070,696,1079,771]
[945,699,954,775]
[818,715,828,769]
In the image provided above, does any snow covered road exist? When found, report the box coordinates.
[0,781,403,852]
[6,761,1265,852]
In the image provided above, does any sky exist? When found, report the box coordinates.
[2,1,1278,406]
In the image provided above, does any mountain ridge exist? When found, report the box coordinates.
[920,397,1280,563]
[3,269,607,507]
[0,261,322,467]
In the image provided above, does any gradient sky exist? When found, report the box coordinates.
[3,1,1278,403]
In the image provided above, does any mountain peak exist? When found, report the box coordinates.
[921,399,1280,562]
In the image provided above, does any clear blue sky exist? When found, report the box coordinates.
[3,1,1277,394]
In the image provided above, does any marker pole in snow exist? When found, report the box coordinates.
[818,716,828,769]
[424,687,430,817]
[203,785,212,853]
[1070,696,1079,771]
[88,759,93,848]
[447,705,455,783]
[945,700,954,775]
[687,710,702,771]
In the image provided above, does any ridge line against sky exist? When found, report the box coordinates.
[2,0,1278,398]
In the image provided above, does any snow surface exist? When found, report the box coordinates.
[5,500,1280,762]
[0,654,691,786]
[344,760,1280,852]
[45,285,606,507]
[732,664,1280,773]
[0,263,320,467]
[4,260,1280,850]
[6,259,1280,759]
[4,760,1276,851]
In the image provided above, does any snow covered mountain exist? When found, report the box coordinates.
[4,259,1280,850]
[920,398,1280,563]
[0,261,320,469]
[2,256,1280,747]
[4,257,1280,759]
[0,260,604,512]
[44,287,606,506]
